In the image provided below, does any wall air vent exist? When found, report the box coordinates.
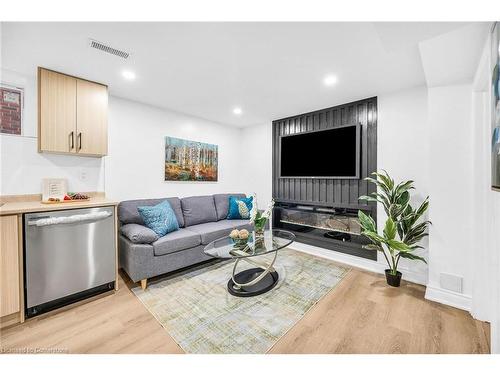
[89,39,130,59]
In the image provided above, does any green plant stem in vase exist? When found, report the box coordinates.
[254,215,267,237]
[250,196,274,238]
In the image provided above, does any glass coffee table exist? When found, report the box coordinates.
[204,229,295,297]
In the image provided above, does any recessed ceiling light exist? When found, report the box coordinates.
[233,107,242,115]
[122,70,136,81]
[323,74,338,87]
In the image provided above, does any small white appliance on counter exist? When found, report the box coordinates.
[24,206,115,318]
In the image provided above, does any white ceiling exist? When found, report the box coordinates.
[0,22,490,127]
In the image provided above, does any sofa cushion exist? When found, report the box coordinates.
[118,197,185,228]
[227,196,253,219]
[213,193,246,221]
[187,220,252,245]
[138,200,179,237]
[181,195,218,227]
[120,223,159,244]
[152,228,202,256]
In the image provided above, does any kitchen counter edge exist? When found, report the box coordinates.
[0,199,119,216]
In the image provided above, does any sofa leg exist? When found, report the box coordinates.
[140,279,148,290]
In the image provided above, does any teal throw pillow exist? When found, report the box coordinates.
[137,200,179,237]
[227,196,253,220]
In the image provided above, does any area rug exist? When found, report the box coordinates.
[132,248,350,354]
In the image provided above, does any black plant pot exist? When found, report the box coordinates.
[385,269,402,287]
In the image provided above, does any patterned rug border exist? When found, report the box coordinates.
[131,248,351,354]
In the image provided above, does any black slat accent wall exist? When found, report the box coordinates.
[272,97,377,216]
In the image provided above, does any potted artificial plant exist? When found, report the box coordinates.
[358,171,431,287]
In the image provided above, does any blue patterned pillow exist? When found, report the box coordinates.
[137,200,179,237]
[227,196,253,220]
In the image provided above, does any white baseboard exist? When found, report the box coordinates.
[289,241,427,286]
[425,285,472,312]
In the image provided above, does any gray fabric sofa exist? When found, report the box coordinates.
[118,193,252,289]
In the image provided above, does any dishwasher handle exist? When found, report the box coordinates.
[27,211,112,227]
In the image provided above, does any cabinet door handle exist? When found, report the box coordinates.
[69,131,74,150]
[78,132,82,151]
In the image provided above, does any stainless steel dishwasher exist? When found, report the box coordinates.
[24,206,115,318]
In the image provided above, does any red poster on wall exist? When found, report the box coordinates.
[0,84,23,135]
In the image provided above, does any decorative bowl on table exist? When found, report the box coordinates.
[229,229,251,248]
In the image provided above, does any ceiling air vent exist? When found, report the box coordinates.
[89,39,130,59]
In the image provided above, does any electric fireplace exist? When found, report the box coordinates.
[273,201,376,260]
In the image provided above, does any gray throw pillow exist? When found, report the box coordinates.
[120,223,159,244]
[181,195,218,227]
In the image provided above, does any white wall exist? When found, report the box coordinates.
[425,84,475,309]
[0,135,105,195]
[377,86,430,284]
[240,122,273,208]
[471,91,492,321]
[105,97,245,201]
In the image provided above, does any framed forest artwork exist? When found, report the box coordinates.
[492,22,500,190]
[164,136,218,181]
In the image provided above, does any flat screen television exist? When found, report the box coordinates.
[279,124,360,179]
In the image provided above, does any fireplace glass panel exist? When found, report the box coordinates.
[280,209,361,235]
[273,205,373,252]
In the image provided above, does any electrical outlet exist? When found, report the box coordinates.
[79,169,88,181]
[440,273,463,293]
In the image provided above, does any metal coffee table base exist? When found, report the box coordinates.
[227,248,279,297]
[228,268,279,297]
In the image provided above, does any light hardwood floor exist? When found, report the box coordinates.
[0,266,490,354]
[269,270,490,354]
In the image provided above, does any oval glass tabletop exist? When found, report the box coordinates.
[203,229,296,259]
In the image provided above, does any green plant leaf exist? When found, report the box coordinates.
[389,204,404,220]
[403,221,431,244]
[358,195,379,203]
[362,230,385,244]
[363,244,383,252]
[404,197,430,226]
[358,210,376,232]
[397,221,404,240]
[410,245,425,250]
[375,171,394,191]
[398,252,427,264]
[394,180,415,196]
[387,239,411,252]
[372,193,391,209]
[383,217,396,240]
[405,233,429,245]
[365,178,392,199]
[416,197,430,217]
[396,190,411,209]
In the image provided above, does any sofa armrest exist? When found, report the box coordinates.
[118,234,155,282]
[120,223,159,244]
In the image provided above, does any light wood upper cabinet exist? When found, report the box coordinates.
[38,68,77,154]
[0,215,20,318]
[76,79,108,156]
[38,67,108,157]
